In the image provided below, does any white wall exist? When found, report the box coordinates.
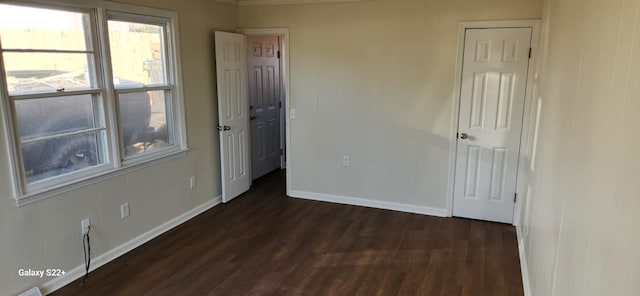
[0,0,236,294]
[238,0,543,211]
[519,0,640,294]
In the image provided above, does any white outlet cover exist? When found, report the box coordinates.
[289,108,296,119]
[81,219,90,235]
[121,203,130,219]
[342,156,350,167]
[189,176,197,189]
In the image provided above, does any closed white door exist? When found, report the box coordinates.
[247,35,282,180]
[453,28,532,223]
[215,31,250,203]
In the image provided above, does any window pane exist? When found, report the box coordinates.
[108,20,167,87]
[14,94,98,141]
[3,52,96,94]
[119,90,171,156]
[21,131,105,183]
[0,4,90,51]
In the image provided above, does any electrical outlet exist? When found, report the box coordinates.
[289,108,296,119]
[189,176,197,189]
[120,203,130,219]
[81,218,90,235]
[342,155,350,167]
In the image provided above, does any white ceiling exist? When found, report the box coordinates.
[217,0,366,6]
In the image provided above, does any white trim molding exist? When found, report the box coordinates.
[290,190,448,217]
[517,225,532,296]
[39,196,222,295]
[446,20,541,225]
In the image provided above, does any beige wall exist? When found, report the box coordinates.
[7,0,638,295]
[0,0,236,294]
[238,0,542,209]
[520,0,640,294]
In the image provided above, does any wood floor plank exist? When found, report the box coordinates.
[51,170,524,296]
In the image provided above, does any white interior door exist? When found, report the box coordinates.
[215,31,250,203]
[453,28,532,223]
[247,35,282,180]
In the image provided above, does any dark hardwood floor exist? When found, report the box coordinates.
[52,170,523,296]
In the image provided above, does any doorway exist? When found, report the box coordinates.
[450,22,538,224]
[214,29,291,203]
[246,34,285,180]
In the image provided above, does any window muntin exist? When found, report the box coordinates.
[0,2,186,200]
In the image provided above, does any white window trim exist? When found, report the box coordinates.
[16,149,189,207]
[0,0,189,205]
[102,6,183,164]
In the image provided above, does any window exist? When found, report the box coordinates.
[107,17,175,158]
[0,1,186,202]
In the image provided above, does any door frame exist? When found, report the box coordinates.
[446,20,541,225]
[237,28,291,195]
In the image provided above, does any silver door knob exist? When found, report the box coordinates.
[459,133,469,139]
[217,125,231,131]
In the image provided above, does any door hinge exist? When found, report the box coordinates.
[528,48,532,59]
[279,101,282,109]
[277,51,281,59]
[280,148,283,155]
[514,193,517,203]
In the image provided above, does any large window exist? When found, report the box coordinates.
[0,1,186,202]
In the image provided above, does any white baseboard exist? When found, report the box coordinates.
[516,225,532,296]
[40,196,222,295]
[289,190,448,217]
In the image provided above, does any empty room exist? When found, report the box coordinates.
[0,0,638,295]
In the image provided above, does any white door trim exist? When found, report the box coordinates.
[446,20,540,225]
[237,28,291,196]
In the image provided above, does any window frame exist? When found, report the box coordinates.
[0,0,188,205]
[104,11,180,164]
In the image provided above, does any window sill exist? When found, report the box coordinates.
[15,148,190,207]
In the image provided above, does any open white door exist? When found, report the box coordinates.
[215,31,250,203]
[453,28,532,223]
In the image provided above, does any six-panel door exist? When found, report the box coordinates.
[247,35,282,180]
[215,31,251,203]
[453,28,533,224]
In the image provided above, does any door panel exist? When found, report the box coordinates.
[215,31,250,203]
[453,28,532,223]
[247,35,282,180]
